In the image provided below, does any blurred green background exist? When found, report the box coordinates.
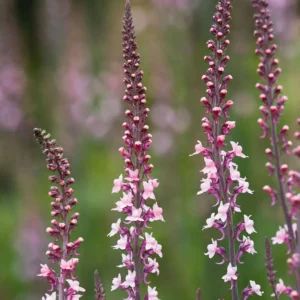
[1,0,300,299]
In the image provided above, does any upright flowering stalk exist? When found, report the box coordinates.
[191,1,262,299]
[252,0,300,296]
[109,1,164,299]
[34,129,84,300]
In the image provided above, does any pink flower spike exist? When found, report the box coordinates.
[203,213,216,230]
[202,157,217,175]
[151,203,165,222]
[250,280,263,296]
[222,263,238,282]
[125,169,139,182]
[147,286,159,300]
[111,274,122,291]
[66,279,85,292]
[143,181,156,200]
[123,270,136,288]
[112,174,123,193]
[244,215,256,234]
[113,235,128,250]
[205,239,218,258]
[42,292,56,300]
[197,178,212,195]
[126,207,144,222]
[215,202,230,222]
[230,141,248,158]
[108,219,122,237]
[190,140,204,156]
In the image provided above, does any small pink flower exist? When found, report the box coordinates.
[123,270,136,288]
[66,280,85,292]
[38,264,52,277]
[151,203,164,222]
[126,207,144,222]
[147,258,160,275]
[203,213,216,230]
[111,274,122,291]
[112,174,123,193]
[42,292,56,300]
[148,286,159,300]
[143,181,156,200]
[205,239,218,258]
[149,179,159,188]
[197,178,211,195]
[190,140,204,156]
[60,258,79,271]
[117,254,132,268]
[229,163,241,181]
[202,157,217,175]
[215,201,230,222]
[113,235,128,250]
[112,192,133,211]
[250,280,263,296]
[222,263,238,282]
[275,279,287,295]
[272,226,289,244]
[125,169,139,182]
[244,215,256,234]
[242,236,256,254]
[230,141,248,158]
[145,233,162,257]
[238,179,253,194]
[108,219,121,237]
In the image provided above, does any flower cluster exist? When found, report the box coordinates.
[34,129,84,300]
[252,0,300,296]
[109,1,164,299]
[191,1,262,298]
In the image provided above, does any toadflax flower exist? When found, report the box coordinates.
[252,0,300,292]
[190,0,261,298]
[34,129,84,299]
[108,1,163,299]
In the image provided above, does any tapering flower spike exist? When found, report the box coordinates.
[191,1,261,298]
[34,128,84,300]
[109,1,163,299]
[252,0,300,292]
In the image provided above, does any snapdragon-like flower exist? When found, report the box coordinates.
[252,0,300,292]
[34,129,84,299]
[108,1,163,299]
[191,1,261,298]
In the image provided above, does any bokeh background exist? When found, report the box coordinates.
[1,0,300,299]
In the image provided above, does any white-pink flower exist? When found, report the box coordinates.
[113,235,127,250]
[149,179,159,188]
[203,213,216,230]
[243,236,256,254]
[143,181,155,200]
[112,192,133,212]
[60,258,79,271]
[202,157,217,175]
[205,239,218,258]
[66,280,85,292]
[238,178,253,194]
[272,226,288,244]
[123,270,136,288]
[108,219,121,237]
[38,264,51,277]
[230,141,248,158]
[126,207,144,222]
[229,163,241,181]
[244,215,256,234]
[112,174,123,193]
[275,279,287,295]
[145,233,163,257]
[42,292,56,300]
[190,140,204,156]
[117,253,132,268]
[215,201,230,222]
[151,203,164,222]
[148,257,160,275]
[111,274,122,291]
[197,178,211,195]
[222,263,238,282]
[148,286,159,300]
[250,280,263,296]
[125,169,139,182]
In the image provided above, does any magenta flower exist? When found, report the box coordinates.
[108,1,163,299]
[34,129,84,299]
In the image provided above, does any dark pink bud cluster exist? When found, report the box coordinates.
[252,0,300,295]
[109,2,163,300]
[191,1,262,299]
[34,128,85,300]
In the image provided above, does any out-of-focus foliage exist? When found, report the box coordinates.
[0,0,300,299]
